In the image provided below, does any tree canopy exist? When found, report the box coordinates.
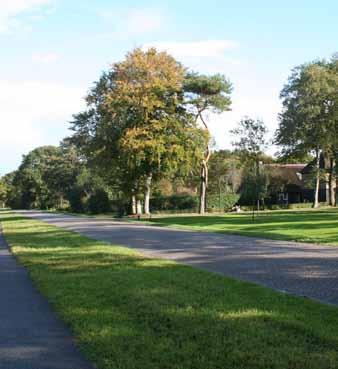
[71,48,208,214]
[275,58,337,206]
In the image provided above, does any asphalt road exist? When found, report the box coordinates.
[20,211,338,306]
[0,225,94,369]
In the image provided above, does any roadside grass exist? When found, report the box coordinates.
[144,208,338,246]
[2,212,338,369]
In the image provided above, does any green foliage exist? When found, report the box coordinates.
[87,189,111,214]
[111,198,130,217]
[183,72,232,115]
[207,150,242,195]
[150,194,199,211]
[183,72,233,214]
[71,48,206,207]
[11,146,61,209]
[231,118,269,206]
[206,193,240,212]
[67,186,88,213]
[0,178,8,207]
[275,59,337,207]
[4,144,84,210]
[239,166,269,205]
[231,118,268,163]
[276,59,337,161]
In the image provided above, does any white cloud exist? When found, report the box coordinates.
[32,52,59,63]
[143,39,281,154]
[98,7,167,39]
[142,39,241,75]
[204,89,281,154]
[143,40,238,59]
[0,80,85,174]
[0,0,52,33]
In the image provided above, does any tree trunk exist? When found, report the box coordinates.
[329,157,336,206]
[144,174,152,214]
[313,149,321,208]
[136,199,142,215]
[131,195,137,215]
[199,161,208,214]
[198,112,211,215]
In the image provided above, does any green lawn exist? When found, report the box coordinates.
[2,212,338,369]
[145,208,338,246]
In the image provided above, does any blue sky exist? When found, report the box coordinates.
[0,0,337,175]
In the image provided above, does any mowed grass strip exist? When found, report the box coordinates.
[145,208,338,246]
[2,213,338,369]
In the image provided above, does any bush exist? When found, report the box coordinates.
[111,199,129,217]
[87,189,111,214]
[150,195,199,212]
[67,187,88,213]
[207,194,240,212]
[151,209,197,215]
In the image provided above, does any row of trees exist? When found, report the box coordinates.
[0,142,117,213]
[0,144,244,213]
[1,49,336,212]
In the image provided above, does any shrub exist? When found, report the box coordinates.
[87,189,111,214]
[207,194,240,212]
[111,199,129,217]
[150,195,199,212]
[67,187,88,213]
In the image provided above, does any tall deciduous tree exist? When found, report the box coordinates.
[276,59,337,207]
[71,48,206,214]
[183,73,232,214]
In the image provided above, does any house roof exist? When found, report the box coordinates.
[264,164,307,188]
[301,155,329,174]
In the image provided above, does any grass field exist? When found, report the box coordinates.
[144,208,338,246]
[1,212,338,369]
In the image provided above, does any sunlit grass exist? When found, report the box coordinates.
[145,208,338,245]
[2,212,338,369]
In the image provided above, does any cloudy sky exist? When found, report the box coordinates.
[0,0,337,175]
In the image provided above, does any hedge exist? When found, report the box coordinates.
[150,194,199,212]
[206,194,240,212]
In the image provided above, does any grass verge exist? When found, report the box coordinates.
[144,208,338,246]
[2,212,338,369]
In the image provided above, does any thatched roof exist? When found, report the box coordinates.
[264,164,306,188]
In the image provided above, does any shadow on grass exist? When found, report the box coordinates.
[3,219,338,369]
[0,216,28,223]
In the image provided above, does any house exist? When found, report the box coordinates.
[265,158,337,205]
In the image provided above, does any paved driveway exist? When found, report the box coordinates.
[20,211,338,306]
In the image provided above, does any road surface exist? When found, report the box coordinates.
[19,211,338,306]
